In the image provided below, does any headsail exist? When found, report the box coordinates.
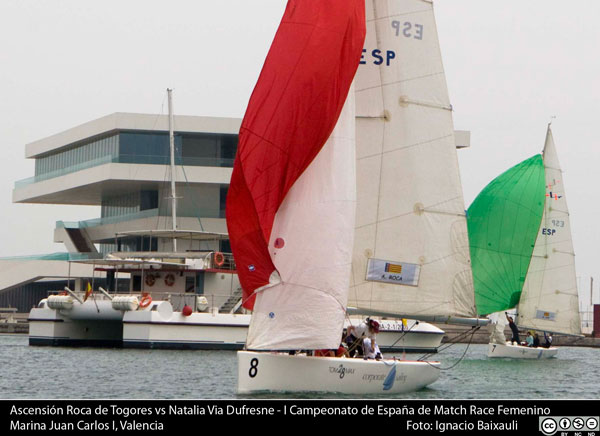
[467,155,546,316]
[517,126,581,335]
[226,1,366,349]
[348,0,477,320]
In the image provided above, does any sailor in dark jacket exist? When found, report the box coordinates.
[505,312,521,345]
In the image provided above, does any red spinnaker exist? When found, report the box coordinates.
[226,1,366,309]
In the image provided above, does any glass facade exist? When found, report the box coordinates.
[101,192,140,218]
[24,130,238,185]
[101,190,158,218]
[35,135,118,177]
[219,185,228,218]
[99,236,158,254]
[119,132,180,165]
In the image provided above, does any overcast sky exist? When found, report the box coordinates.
[0,1,598,308]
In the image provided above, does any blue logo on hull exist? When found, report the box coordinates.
[383,364,397,391]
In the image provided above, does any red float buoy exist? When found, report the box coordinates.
[182,305,193,316]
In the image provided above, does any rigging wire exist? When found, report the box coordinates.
[419,326,481,371]
[387,320,419,349]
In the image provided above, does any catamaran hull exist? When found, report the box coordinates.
[487,342,558,359]
[237,351,440,394]
[122,311,250,350]
[29,298,443,351]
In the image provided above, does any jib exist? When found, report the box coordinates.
[360,49,396,66]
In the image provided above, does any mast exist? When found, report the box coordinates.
[167,88,177,252]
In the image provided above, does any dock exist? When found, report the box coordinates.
[0,310,28,334]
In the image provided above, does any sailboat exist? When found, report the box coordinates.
[467,124,581,358]
[230,0,485,395]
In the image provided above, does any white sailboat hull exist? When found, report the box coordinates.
[237,351,440,395]
[350,319,444,353]
[487,342,558,359]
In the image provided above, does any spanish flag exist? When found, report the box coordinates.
[385,263,403,274]
[84,282,93,302]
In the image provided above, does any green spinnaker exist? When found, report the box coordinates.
[467,154,545,316]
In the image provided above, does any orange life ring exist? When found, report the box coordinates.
[139,293,152,308]
[164,273,175,287]
[213,252,225,267]
[145,274,155,287]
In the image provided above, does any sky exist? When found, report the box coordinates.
[0,1,598,312]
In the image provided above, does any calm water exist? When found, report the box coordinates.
[1,334,598,399]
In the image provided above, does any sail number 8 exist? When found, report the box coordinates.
[249,358,259,378]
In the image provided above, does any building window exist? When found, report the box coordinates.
[140,190,158,211]
[34,134,118,177]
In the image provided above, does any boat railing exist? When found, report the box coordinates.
[205,251,236,271]
[44,289,243,314]
[0,307,18,324]
[168,292,243,313]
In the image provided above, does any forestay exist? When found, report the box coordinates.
[517,126,581,336]
[348,0,476,319]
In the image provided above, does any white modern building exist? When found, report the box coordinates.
[3,112,243,311]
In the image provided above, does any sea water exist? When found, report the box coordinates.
[0,334,598,399]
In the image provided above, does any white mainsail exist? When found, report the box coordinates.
[349,0,477,319]
[246,91,357,350]
[517,126,581,336]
